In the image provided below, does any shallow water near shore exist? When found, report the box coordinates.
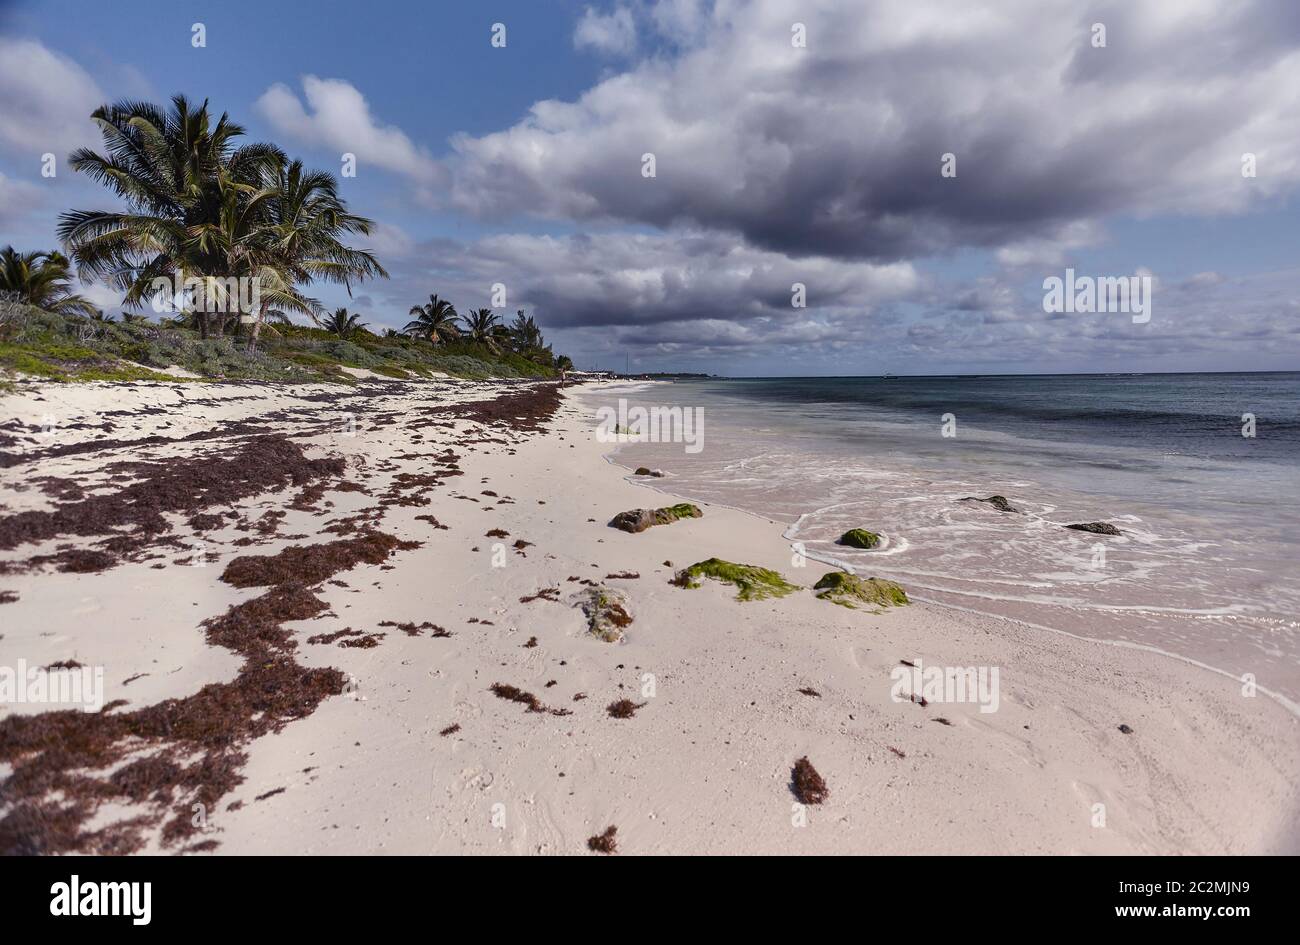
[578,373,1300,710]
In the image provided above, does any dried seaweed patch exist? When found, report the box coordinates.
[587,825,618,854]
[791,756,829,805]
[606,699,645,719]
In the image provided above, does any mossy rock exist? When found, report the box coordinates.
[609,503,702,533]
[813,571,909,610]
[837,528,882,549]
[571,586,633,642]
[671,558,799,601]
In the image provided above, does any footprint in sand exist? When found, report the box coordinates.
[512,795,565,855]
[70,597,102,617]
[1000,690,1036,710]
[964,714,1048,769]
[1070,779,1107,812]
[453,697,483,719]
[457,767,495,792]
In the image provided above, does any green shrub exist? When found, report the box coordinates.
[0,307,567,384]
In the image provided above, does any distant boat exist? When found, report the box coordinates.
[882,372,897,380]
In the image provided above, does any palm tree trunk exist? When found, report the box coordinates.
[246,301,269,354]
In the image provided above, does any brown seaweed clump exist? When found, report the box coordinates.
[426,383,564,434]
[791,756,829,805]
[0,530,417,855]
[519,587,560,604]
[606,699,645,719]
[587,825,618,854]
[489,683,572,717]
[0,434,345,555]
[0,382,570,855]
[378,620,450,638]
[220,531,419,588]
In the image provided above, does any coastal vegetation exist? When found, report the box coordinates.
[0,248,98,318]
[404,295,460,344]
[0,95,571,385]
[323,308,367,340]
[0,303,562,385]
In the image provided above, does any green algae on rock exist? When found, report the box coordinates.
[837,528,882,549]
[609,503,702,534]
[670,558,800,601]
[571,585,633,642]
[813,571,909,610]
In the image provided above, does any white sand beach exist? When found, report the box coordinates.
[0,378,1296,855]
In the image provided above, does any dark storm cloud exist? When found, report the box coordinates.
[369,229,920,333]
[448,0,1300,262]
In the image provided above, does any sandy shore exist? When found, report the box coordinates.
[1,377,1296,855]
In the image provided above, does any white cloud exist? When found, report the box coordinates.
[78,279,123,312]
[1181,271,1225,290]
[365,221,417,261]
[995,221,1106,268]
[255,77,443,191]
[0,171,46,228]
[0,37,104,157]
[649,0,709,39]
[574,6,637,55]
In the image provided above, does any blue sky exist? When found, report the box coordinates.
[2,0,1298,375]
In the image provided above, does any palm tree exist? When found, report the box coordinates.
[459,308,502,351]
[58,96,280,338]
[194,162,321,339]
[243,159,387,351]
[323,307,367,339]
[58,96,385,345]
[0,247,99,317]
[556,354,573,373]
[507,309,544,352]
[404,294,460,344]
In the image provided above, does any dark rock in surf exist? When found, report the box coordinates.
[837,528,882,549]
[962,495,1018,513]
[1065,522,1122,536]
